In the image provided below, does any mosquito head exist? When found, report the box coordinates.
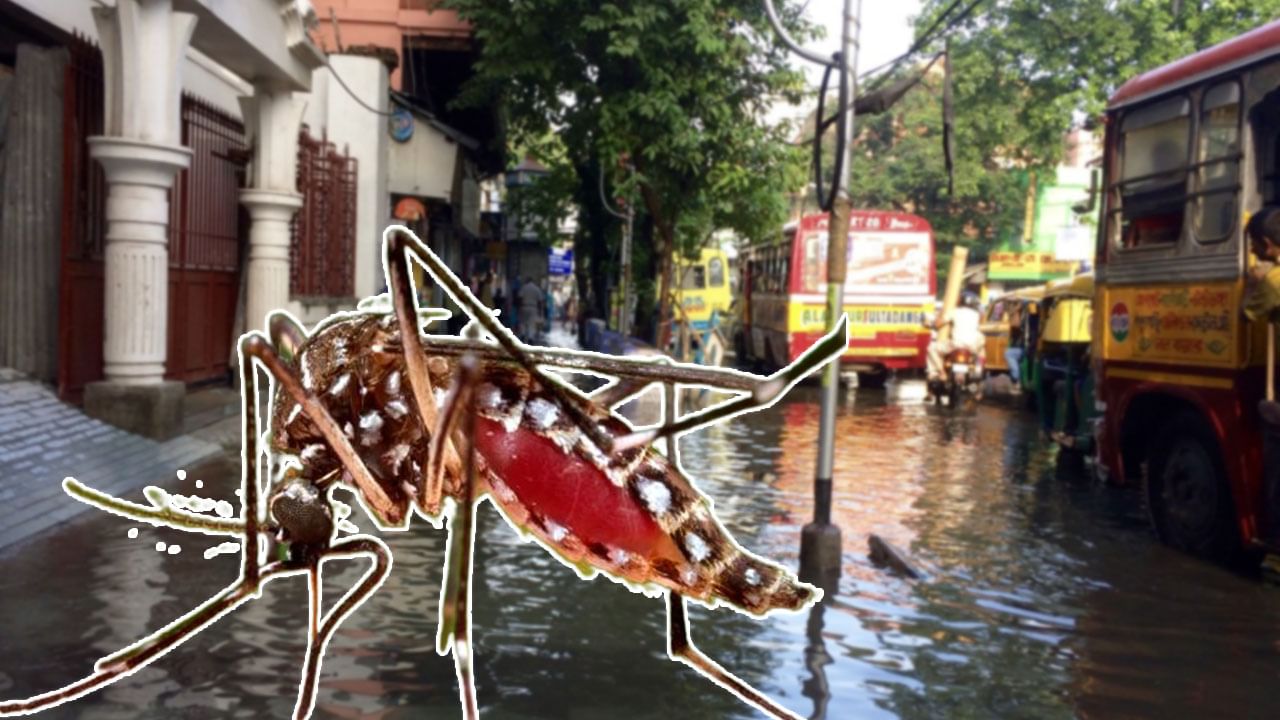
[269,477,334,547]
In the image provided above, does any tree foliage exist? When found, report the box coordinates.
[445,0,812,344]
[802,0,1280,279]
[920,0,1280,168]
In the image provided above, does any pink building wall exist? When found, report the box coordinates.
[309,0,473,90]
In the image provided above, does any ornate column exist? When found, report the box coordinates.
[83,0,195,439]
[239,88,306,333]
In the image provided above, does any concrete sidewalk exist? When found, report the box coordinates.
[0,368,239,553]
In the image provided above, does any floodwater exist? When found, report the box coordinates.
[2,380,1280,719]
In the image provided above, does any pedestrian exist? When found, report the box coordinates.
[478,270,495,308]
[518,276,544,342]
[1004,302,1025,393]
[493,285,507,325]
[1244,207,1280,322]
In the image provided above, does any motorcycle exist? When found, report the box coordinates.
[929,347,984,405]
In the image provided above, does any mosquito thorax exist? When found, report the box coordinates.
[269,478,334,547]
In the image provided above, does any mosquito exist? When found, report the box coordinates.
[0,226,849,720]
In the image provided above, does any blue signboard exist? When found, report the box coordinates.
[549,248,573,275]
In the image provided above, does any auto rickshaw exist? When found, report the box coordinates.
[982,285,1046,397]
[1034,273,1098,455]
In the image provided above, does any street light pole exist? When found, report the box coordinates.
[804,0,861,585]
[764,0,862,585]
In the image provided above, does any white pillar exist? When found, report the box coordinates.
[239,88,306,332]
[90,0,195,385]
[325,55,390,300]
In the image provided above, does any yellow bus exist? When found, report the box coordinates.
[674,247,733,331]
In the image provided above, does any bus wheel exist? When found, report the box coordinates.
[1147,412,1239,562]
[858,367,889,389]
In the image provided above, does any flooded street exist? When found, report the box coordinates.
[2,380,1280,719]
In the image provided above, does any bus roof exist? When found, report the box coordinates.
[1108,19,1280,110]
[1043,272,1094,300]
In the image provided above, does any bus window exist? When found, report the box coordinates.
[681,265,706,290]
[1113,95,1191,249]
[708,256,725,287]
[803,234,823,291]
[1195,82,1241,242]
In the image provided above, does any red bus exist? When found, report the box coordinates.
[738,211,936,386]
[1094,20,1280,561]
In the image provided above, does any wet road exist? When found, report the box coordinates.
[2,380,1279,719]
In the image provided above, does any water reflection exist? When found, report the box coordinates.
[0,379,1278,718]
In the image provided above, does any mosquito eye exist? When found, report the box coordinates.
[269,480,334,546]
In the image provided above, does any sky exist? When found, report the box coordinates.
[769,0,924,124]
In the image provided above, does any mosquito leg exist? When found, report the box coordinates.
[665,592,801,720]
[615,315,850,453]
[424,355,479,512]
[240,333,400,524]
[590,377,657,410]
[237,336,267,584]
[0,561,300,716]
[384,225,464,498]
[293,537,393,720]
[385,228,615,454]
[267,311,309,367]
[664,381,681,467]
[434,354,481,719]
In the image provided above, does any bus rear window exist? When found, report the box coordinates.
[1194,82,1240,242]
[1113,96,1190,249]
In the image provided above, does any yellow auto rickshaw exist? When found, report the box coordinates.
[982,285,1046,380]
[1034,273,1097,454]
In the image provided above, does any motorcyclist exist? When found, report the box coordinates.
[926,291,986,386]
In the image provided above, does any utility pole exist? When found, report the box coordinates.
[764,0,862,587]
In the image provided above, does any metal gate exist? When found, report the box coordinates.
[291,130,357,299]
[58,38,247,398]
[166,96,248,384]
[56,34,106,403]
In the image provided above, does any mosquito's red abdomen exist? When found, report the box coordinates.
[474,417,667,556]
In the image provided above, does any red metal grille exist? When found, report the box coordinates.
[167,96,248,384]
[291,130,357,298]
[57,33,107,401]
[170,96,247,272]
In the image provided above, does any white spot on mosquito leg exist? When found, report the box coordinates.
[754,377,786,403]
[155,541,167,553]
[127,528,138,539]
[195,480,204,489]
[176,469,187,481]
[683,532,710,562]
[636,477,672,516]
[214,501,235,518]
[167,544,181,555]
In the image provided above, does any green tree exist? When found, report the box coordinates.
[445,0,811,345]
[919,0,1280,168]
